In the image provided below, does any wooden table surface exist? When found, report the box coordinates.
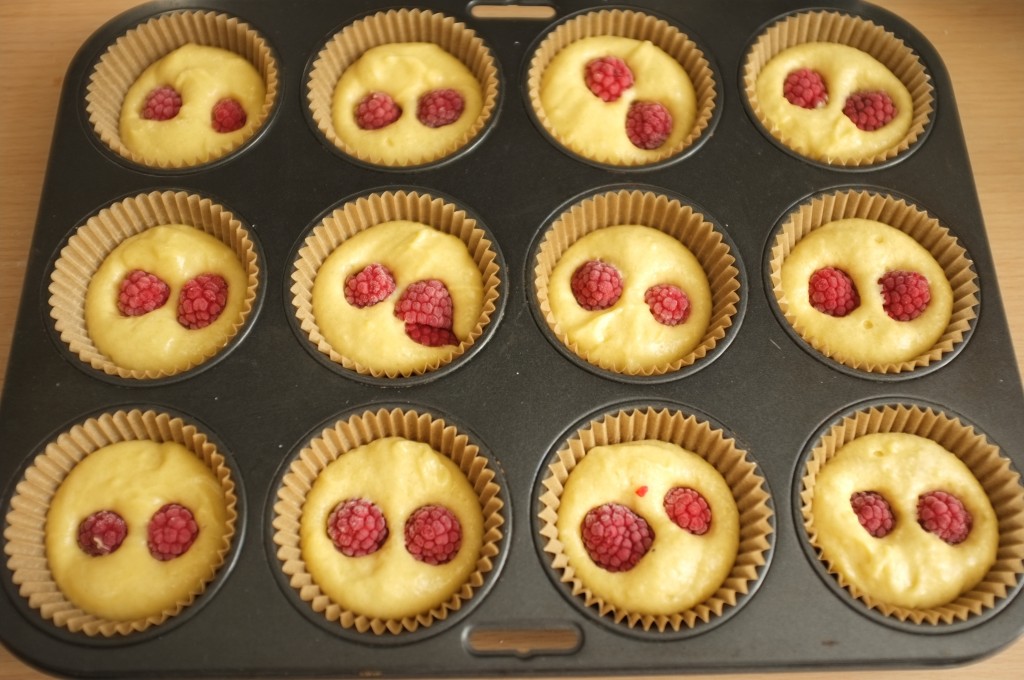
[0,0,1021,678]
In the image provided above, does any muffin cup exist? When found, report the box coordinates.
[533,187,742,378]
[766,188,978,375]
[271,406,506,636]
[526,8,717,167]
[741,9,933,167]
[2,409,239,637]
[307,8,499,168]
[85,10,279,169]
[537,403,774,633]
[47,190,262,382]
[798,402,1024,626]
[290,189,502,381]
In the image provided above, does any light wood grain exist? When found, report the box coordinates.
[0,1,1022,678]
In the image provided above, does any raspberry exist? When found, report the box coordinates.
[584,56,634,102]
[644,283,691,326]
[394,279,454,329]
[808,267,860,317]
[850,491,895,538]
[142,86,182,120]
[783,68,828,109]
[843,91,897,131]
[117,269,170,317]
[878,270,931,321]
[580,503,653,572]
[344,263,396,308]
[404,505,462,565]
[917,490,972,545]
[211,98,247,133]
[404,323,458,347]
[571,260,623,310]
[625,101,673,150]
[327,498,389,557]
[147,503,199,560]
[178,273,228,330]
[77,510,127,556]
[664,487,712,535]
[417,89,465,128]
[355,91,401,130]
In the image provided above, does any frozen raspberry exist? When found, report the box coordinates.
[878,270,931,321]
[917,490,972,545]
[783,68,828,109]
[625,101,673,150]
[581,503,653,572]
[843,91,897,131]
[211,98,247,133]
[571,260,623,311]
[327,498,389,557]
[644,284,691,326]
[344,263,396,308]
[142,86,182,120]
[147,503,198,560]
[355,91,401,130]
[404,323,458,347]
[404,505,462,565]
[584,56,634,102]
[664,487,712,535]
[850,491,895,538]
[77,510,127,556]
[394,279,454,329]
[808,267,860,317]
[117,269,170,317]
[177,273,228,330]
[417,89,465,128]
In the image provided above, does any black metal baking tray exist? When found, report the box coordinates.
[3,0,1023,676]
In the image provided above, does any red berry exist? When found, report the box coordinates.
[211,98,247,133]
[327,498,389,557]
[571,260,623,310]
[625,101,673,150]
[917,490,972,545]
[147,503,198,560]
[404,504,462,565]
[178,273,228,330]
[142,86,182,121]
[355,91,401,130]
[850,491,895,538]
[117,269,170,317]
[77,510,127,556]
[664,487,712,535]
[404,323,458,347]
[878,270,931,321]
[344,263,396,308]
[843,91,897,131]
[584,56,634,102]
[416,89,465,128]
[644,283,691,326]
[394,279,454,329]
[808,267,860,317]
[581,503,653,572]
[783,68,828,109]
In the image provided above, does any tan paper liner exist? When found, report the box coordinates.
[526,9,717,167]
[291,190,501,379]
[741,10,933,167]
[48,190,261,381]
[799,403,1024,624]
[537,406,773,632]
[768,189,978,374]
[86,10,279,169]
[534,189,740,376]
[307,8,499,167]
[271,407,505,635]
[2,409,239,637]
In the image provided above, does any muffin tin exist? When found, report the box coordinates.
[2,0,1023,676]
